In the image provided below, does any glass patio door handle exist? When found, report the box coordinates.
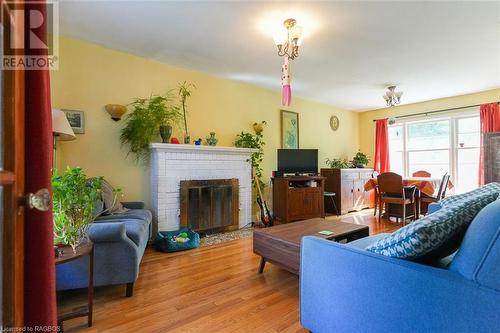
[22,188,51,211]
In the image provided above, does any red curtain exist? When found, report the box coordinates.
[373,119,390,173]
[24,0,57,327]
[479,102,500,185]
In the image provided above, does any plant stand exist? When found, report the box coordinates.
[56,241,94,332]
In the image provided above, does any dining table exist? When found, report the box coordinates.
[364,176,454,217]
[364,176,454,197]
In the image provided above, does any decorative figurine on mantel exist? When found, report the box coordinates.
[194,138,202,145]
[206,132,218,146]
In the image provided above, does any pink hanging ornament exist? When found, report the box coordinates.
[281,57,291,106]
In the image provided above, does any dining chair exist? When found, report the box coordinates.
[420,173,450,214]
[377,172,417,225]
[412,170,431,177]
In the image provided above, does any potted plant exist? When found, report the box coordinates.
[52,167,104,252]
[178,81,195,144]
[325,157,351,169]
[234,121,267,188]
[351,151,370,168]
[120,92,182,162]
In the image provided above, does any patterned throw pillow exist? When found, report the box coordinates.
[366,192,499,260]
[440,182,500,207]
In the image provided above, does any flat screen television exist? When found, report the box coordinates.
[277,149,318,175]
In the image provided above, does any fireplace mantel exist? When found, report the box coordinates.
[150,143,257,155]
[150,143,257,232]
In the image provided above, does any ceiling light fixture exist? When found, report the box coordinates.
[383,86,403,107]
[273,18,303,60]
[272,18,304,106]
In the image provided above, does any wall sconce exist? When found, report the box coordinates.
[105,104,127,121]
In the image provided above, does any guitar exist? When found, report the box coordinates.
[253,170,274,227]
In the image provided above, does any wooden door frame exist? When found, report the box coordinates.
[1,0,26,327]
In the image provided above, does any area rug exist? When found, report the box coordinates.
[200,227,253,247]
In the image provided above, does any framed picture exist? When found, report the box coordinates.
[63,109,85,134]
[281,110,299,149]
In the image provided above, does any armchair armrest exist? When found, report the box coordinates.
[121,201,145,209]
[88,222,128,243]
[300,236,500,333]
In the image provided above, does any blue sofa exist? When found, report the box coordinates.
[56,202,152,297]
[300,185,500,332]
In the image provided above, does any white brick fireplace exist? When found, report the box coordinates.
[150,143,257,231]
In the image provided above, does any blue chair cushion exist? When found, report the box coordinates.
[449,199,500,291]
[366,192,499,260]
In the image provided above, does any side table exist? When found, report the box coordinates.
[55,241,94,331]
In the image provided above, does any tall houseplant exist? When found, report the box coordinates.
[178,81,195,144]
[234,121,267,188]
[120,92,182,162]
[52,167,104,252]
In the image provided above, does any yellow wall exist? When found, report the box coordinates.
[358,88,500,160]
[51,37,359,209]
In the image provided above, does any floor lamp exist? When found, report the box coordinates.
[52,109,76,170]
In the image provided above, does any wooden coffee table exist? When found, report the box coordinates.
[253,218,369,275]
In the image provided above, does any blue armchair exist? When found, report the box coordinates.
[300,199,500,332]
[56,202,151,297]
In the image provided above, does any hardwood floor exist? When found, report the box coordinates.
[59,210,400,332]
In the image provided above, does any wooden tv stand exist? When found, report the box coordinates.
[272,176,325,223]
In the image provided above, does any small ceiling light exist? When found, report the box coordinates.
[383,86,403,107]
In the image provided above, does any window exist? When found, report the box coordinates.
[388,125,404,175]
[455,116,480,193]
[388,112,480,194]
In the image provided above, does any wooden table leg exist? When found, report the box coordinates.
[416,190,421,219]
[258,257,266,274]
[88,245,94,327]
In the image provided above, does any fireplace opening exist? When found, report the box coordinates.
[180,179,239,233]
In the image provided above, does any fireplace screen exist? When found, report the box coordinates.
[180,179,239,232]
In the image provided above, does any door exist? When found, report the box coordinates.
[340,180,354,214]
[302,188,321,217]
[353,179,366,210]
[2,1,25,326]
[288,188,304,220]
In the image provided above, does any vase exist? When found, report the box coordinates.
[159,125,172,143]
[184,132,190,144]
[206,132,218,146]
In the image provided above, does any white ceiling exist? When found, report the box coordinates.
[58,0,500,111]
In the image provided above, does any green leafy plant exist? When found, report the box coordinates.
[325,157,350,169]
[351,151,370,168]
[52,167,104,251]
[178,81,196,143]
[120,92,182,162]
[234,121,267,188]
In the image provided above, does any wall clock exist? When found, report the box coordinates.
[330,115,339,131]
